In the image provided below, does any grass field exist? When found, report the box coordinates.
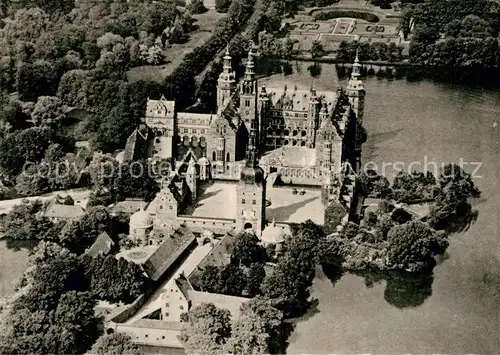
[126,9,225,83]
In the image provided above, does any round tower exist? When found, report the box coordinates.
[130,206,153,244]
[198,156,210,181]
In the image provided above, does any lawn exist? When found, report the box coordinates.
[126,9,225,83]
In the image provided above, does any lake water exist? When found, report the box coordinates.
[0,239,36,299]
[0,64,499,353]
[264,63,500,353]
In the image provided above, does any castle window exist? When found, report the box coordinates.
[252,200,256,205]
[201,129,205,134]
[212,152,216,161]
[160,205,163,210]
[242,199,246,204]
[169,206,173,210]
[183,128,188,133]
[301,130,307,136]
[245,100,250,107]
[226,153,230,162]
[162,336,165,339]
[295,113,299,117]
[165,303,169,307]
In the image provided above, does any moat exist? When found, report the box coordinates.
[1,64,499,353]
[263,63,500,353]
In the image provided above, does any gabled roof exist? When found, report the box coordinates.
[142,226,197,281]
[146,96,175,117]
[188,230,236,281]
[85,232,115,258]
[110,199,147,215]
[43,200,85,219]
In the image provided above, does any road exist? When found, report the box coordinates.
[0,188,91,215]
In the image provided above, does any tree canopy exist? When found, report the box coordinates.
[178,303,232,355]
[91,332,140,355]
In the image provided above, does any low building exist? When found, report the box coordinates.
[42,199,85,222]
[109,199,148,217]
[142,225,197,282]
[85,231,115,257]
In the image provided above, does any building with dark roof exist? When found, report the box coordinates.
[42,199,85,221]
[85,232,115,257]
[122,43,363,238]
[142,225,197,282]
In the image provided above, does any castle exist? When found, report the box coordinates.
[123,44,365,239]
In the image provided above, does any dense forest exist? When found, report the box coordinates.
[403,0,500,67]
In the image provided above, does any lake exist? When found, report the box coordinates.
[263,63,500,353]
[0,239,36,299]
[0,63,499,353]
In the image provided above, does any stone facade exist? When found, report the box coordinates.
[122,43,364,237]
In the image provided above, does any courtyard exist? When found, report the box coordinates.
[186,181,324,225]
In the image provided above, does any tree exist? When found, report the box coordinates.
[188,0,208,14]
[85,255,149,303]
[358,169,391,198]
[16,60,58,101]
[262,221,324,318]
[387,220,448,272]
[0,126,73,178]
[215,0,232,13]
[429,164,480,228]
[54,291,101,354]
[231,231,266,267]
[178,303,232,355]
[217,263,247,296]
[196,265,221,293]
[4,199,54,240]
[225,296,285,355]
[91,333,140,355]
[31,96,67,127]
[246,262,265,297]
[17,253,89,312]
[28,241,70,268]
[310,40,326,60]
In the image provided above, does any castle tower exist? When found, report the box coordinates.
[186,157,197,203]
[258,84,270,150]
[319,101,329,125]
[307,85,321,147]
[236,96,266,237]
[155,180,178,229]
[346,50,365,121]
[345,50,365,156]
[239,44,258,137]
[217,46,236,114]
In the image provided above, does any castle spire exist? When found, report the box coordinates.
[351,48,361,79]
[223,45,232,73]
[244,46,255,80]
